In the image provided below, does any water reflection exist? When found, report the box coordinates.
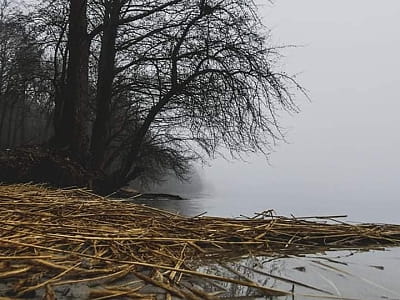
[195,248,400,300]
[129,197,400,299]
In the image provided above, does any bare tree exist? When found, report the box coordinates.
[24,0,303,192]
[58,0,90,158]
[90,0,184,169]
[99,0,302,189]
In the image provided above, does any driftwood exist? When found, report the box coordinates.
[114,187,184,200]
[0,183,399,299]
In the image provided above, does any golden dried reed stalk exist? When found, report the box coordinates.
[0,183,399,299]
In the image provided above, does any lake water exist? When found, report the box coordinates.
[131,195,400,299]
[131,192,398,224]
[197,248,400,300]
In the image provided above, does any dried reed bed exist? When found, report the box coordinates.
[0,183,399,299]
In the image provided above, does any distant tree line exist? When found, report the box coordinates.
[0,1,53,147]
[0,0,302,193]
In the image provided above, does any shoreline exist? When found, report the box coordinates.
[1,183,399,299]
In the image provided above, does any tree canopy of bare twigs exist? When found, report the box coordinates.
[2,0,304,192]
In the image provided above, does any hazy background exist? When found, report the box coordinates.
[191,0,400,223]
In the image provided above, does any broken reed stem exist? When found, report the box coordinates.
[0,183,399,299]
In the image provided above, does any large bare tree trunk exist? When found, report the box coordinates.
[91,0,120,169]
[55,0,89,161]
[52,22,69,150]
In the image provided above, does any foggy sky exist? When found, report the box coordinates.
[200,0,400,223]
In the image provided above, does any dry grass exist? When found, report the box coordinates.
[0,183,399,299]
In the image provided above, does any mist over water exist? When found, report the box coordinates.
[132,3,400,298]
[199,0,400,224]
[146,1,400,225]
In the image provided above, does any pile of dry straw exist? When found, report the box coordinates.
[0,184,399,299]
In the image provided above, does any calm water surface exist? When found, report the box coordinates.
[197,248,400,300]
[132,193,399,223]
[132,195,400,299]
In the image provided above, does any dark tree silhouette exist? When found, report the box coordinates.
[99,0,302,190]
[13,0,303,192]
[53,0,89,159]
